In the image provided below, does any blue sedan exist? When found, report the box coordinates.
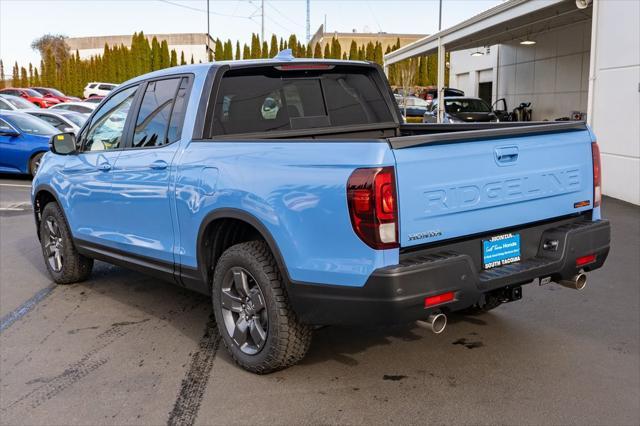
[0,111,58,176]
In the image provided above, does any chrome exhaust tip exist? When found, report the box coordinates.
[558,273,587,290]
[417,312,447,334]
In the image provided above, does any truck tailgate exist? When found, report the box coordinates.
[392,126,594,248]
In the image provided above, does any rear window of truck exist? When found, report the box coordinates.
[210,65,394,136]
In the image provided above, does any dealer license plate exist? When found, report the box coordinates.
[482,233,521,269]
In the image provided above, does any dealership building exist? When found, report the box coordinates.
[384,0,639,205]
[66,33,214,64]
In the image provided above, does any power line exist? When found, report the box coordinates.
[158,0,253,19]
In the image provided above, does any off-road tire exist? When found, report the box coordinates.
[39,202,93,284]
[212,240,312,374]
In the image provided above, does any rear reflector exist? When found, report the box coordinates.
[576,253,597,267]
[592,142,602,207]
[424,291,455,308]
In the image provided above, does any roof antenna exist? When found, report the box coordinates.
[274,49,295,61]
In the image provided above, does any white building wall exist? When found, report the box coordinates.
[74,44,209,64]
[450,47,496,99]
[590,0,640,205]
[496,20,591,121]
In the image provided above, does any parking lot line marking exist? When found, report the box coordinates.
[0,183,32,188]
[0,285,55,333]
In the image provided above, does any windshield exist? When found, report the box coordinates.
[46,88,65,97]
[24,89,44,98]
[1,95,37,109]
[3,113,58,135]
[60,112,86,126]
[444,98,491,113]
[403,97,429,108]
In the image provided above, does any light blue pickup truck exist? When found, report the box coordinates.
[32,52,610,373]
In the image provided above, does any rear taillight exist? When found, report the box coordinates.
[592,142,601,207]
[347,166,399,249]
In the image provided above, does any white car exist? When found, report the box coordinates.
[0,94,40,111]
[24,110,86,134]
[83,82,117,99]
[49,102,97,115]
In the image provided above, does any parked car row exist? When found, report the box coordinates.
[0,108,89,176]
[0,81,115,110]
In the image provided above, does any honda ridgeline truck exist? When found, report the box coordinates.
[32,51,610,373]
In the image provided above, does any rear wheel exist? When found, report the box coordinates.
[29,152,44,176]
[39,202,93,284]
[212,241,312,374]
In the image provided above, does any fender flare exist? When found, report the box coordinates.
[195,208,292,285]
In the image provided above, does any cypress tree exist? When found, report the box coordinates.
[190,54,194,64]
[12,62,19,86]
[170,49,178,67]
[224,40,233,60]
[261,41,268,58]
[250,34,261,59]
[160,40,170,69]
[20,67,28,87]
[323,43,331,59]
[349,40,358,60]
[279,38,284,51]
[0,60,5,89]
[180,51,186,65]
[242,44,250,59]
[313,43,322,58]
[151,36,161,70]
[288,34,298,56]
[269,34,278,57]
[28,63,34,86]
[374,42,383,65]
[214,38,224,61]
[365,42,374,61]
[235,41,241,60]
[331,37,341,59]
[33,68,40,87]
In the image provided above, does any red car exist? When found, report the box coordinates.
[31,87,81,103]
[0,88,61,108]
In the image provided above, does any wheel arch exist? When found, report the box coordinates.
[196,208,291,291]
[33,185,67,240]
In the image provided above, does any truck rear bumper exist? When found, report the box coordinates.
[288,218,610,326]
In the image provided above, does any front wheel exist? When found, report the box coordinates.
[39,202,93,284]
[212,241,312,374]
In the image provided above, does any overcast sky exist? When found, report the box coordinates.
[0,0,502,68]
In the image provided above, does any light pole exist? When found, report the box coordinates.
[206,0,211,60]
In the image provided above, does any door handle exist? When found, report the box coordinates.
[150,160,168,170]
[98,162,111,171]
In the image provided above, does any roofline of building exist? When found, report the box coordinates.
[384,0,567,63]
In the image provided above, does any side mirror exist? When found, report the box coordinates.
[0,128,19,137]
[50,132,77,155]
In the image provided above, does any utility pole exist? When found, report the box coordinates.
[206,0,211,59]
[261,0,265,42]
[438,0,443,31]
[306,0,311,43]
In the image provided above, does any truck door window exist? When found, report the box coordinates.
[132,78,181,148]
[82,85,138,152]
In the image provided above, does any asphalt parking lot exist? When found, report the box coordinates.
[0,175,638,426]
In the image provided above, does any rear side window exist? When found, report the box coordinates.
[211,65,394,136]
[98,84,114,91]
[131,77,184,148]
